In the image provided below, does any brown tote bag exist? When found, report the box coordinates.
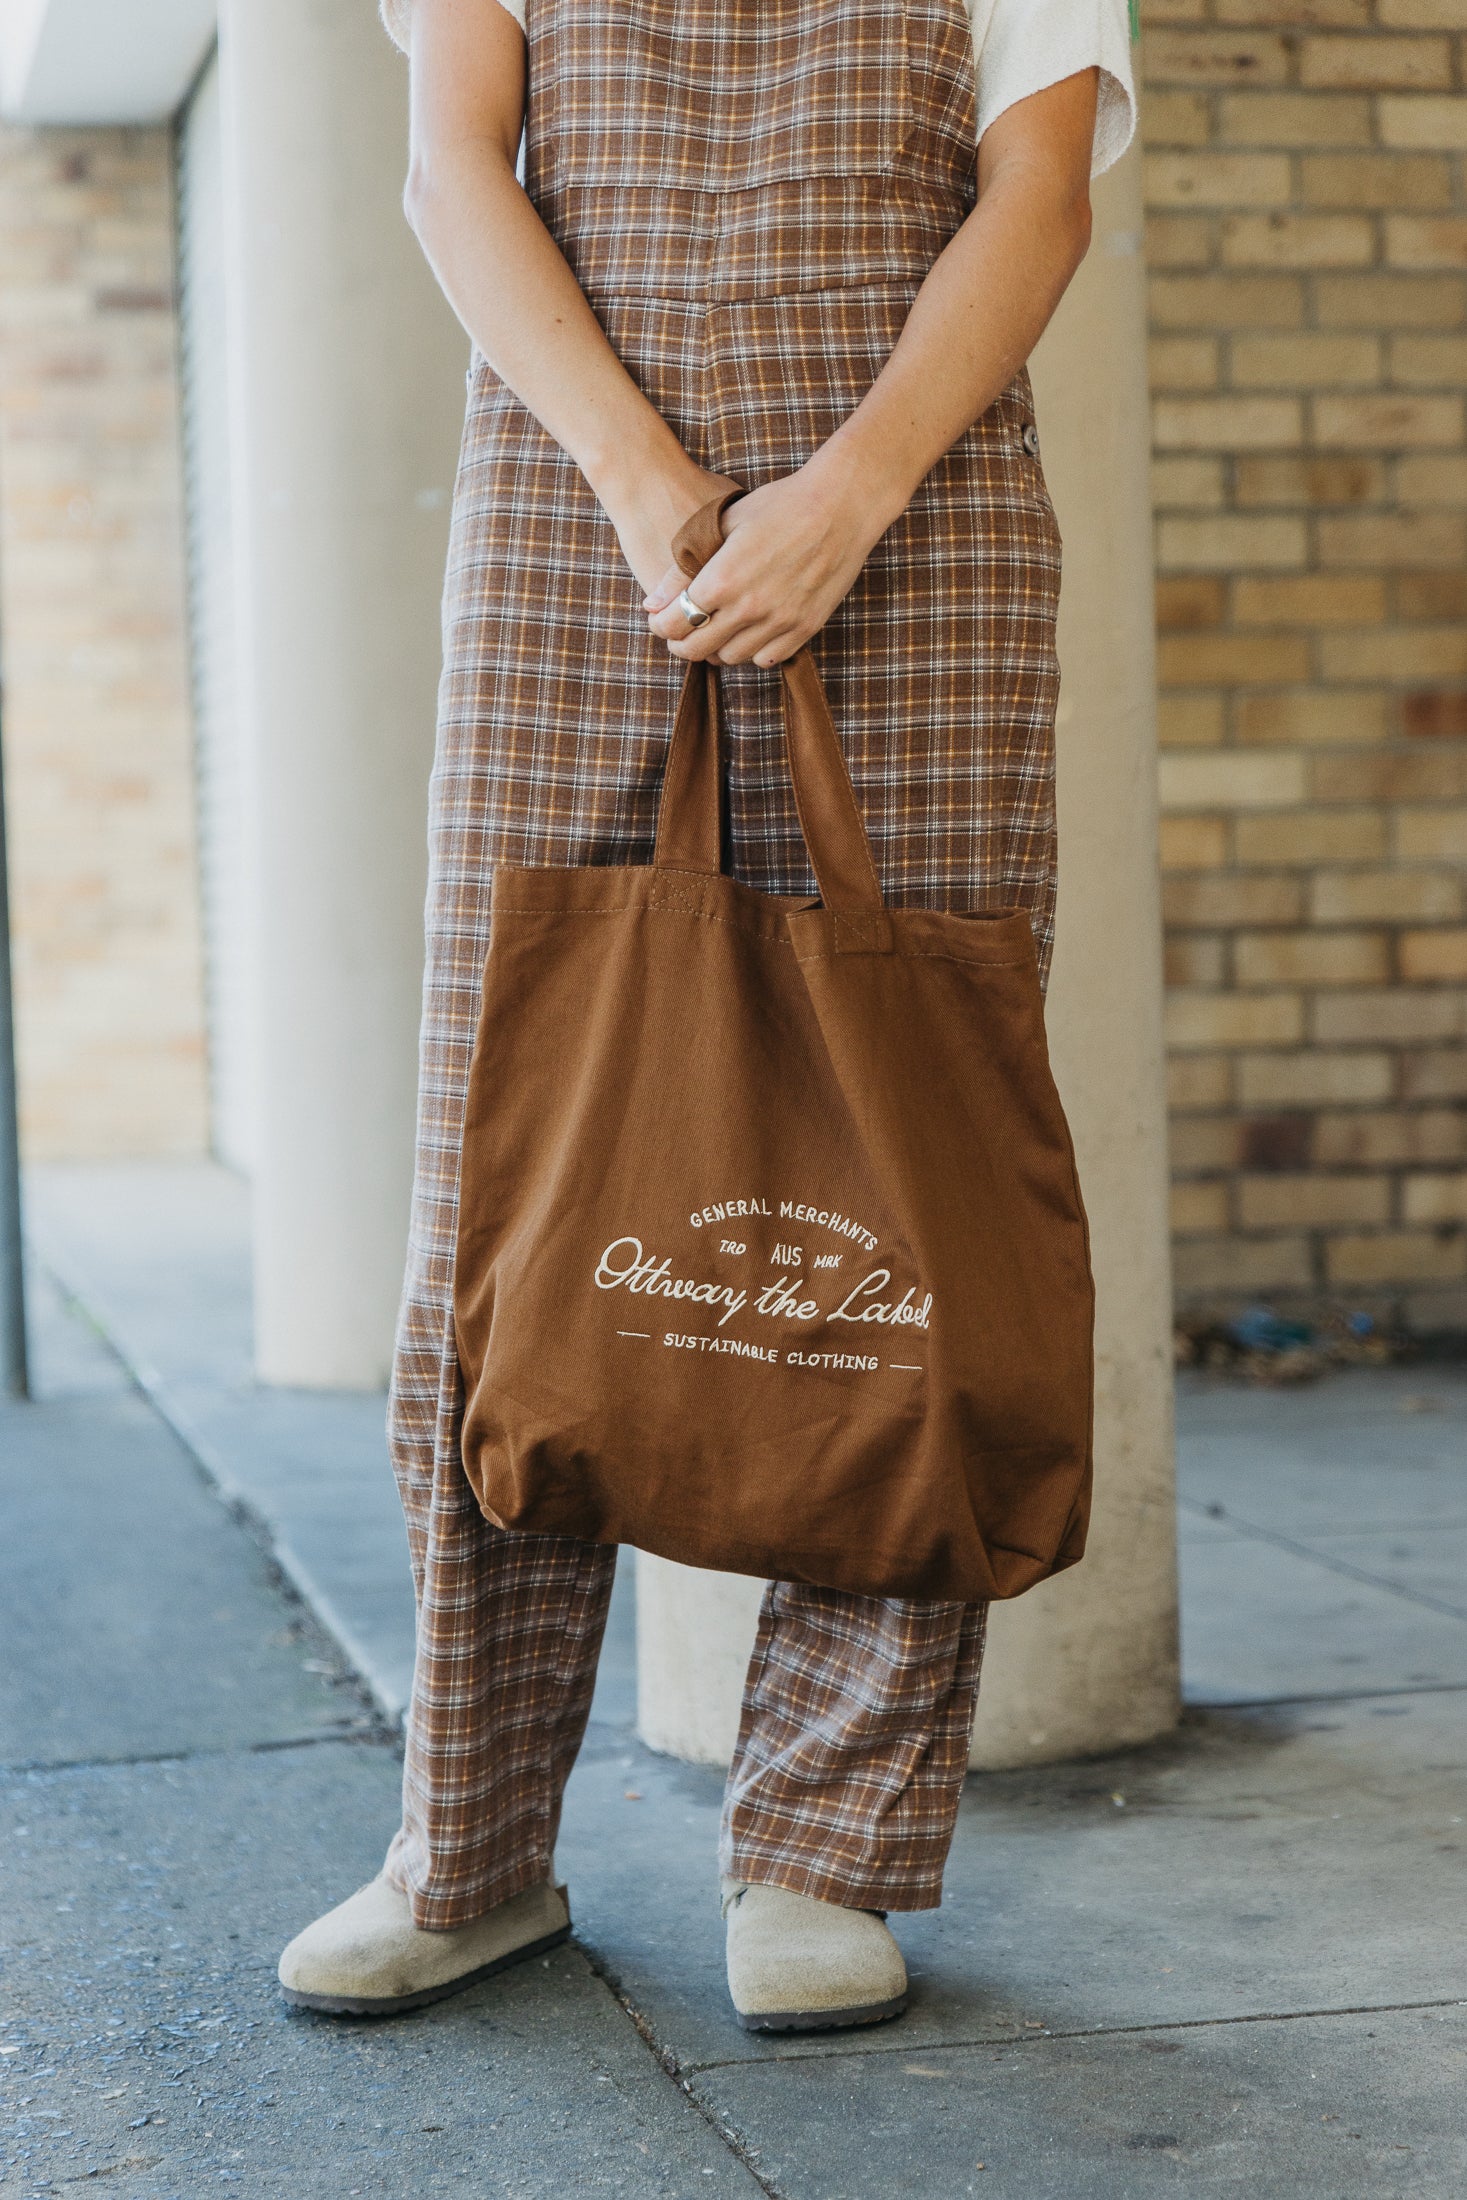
[454,492,1095,1602]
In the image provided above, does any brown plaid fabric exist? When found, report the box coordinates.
[383,0,1059,1930]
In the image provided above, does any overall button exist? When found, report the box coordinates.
[1021,422,1041,458]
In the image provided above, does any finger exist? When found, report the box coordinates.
[647,577,724,641]
[640,561,685,614]
[680,611,786,666]
[666,612,739,663]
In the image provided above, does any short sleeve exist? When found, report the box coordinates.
[969,0,1137,179]
[379,0,526,55]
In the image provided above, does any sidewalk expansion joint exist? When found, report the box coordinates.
[678,1994,1467,2074]
[1,1727,397,1779]
[1180,1497,1467,1623]
[1193,1680,1467,1709]
[574,1934,789,2199]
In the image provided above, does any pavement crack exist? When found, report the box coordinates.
[574,1934,789,2197]
[679,1994,1467,2073]
[0,1728,395,1777]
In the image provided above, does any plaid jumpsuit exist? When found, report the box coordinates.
[383,0,1062,1930]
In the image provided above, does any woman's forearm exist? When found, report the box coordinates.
[809,83,1097,531]
[406,147,702,515]
[402,1,713,574]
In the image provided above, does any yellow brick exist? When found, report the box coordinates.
[1230,331,1380,387]
[1400,929,1467,981]
[1166,934,1229,986]
[1158,513,1308,567]
[1147,151,1292,208]
[1216,0,1366,20]
[1398,571,1467,620]
[1395,454,1467,504]
[1315,272,1465,326]
[1403,1049,1467,1100]
[1239,1048,1395,1104]
[1158,574,1228,628]
[1166,874,1306,926]
[1317,509,1467,566]
[1222,212,1376,270]
[1235,454,1385,505]
[1158,691,1227,747]
[1315,1107,1467,1165]
[1240,1173,1391,1228]
[1170,1115,1243,1171]
[1159,815,1231,870]
[1318,627,1467,681]
[1166,989,1304,1049]
[1150,335,1222,391]
[1159,633,1313,685]
[1153,394,1303,450]
[1312,750,1467,802]
[1234,808,1386,865]
[1378,0,1467,25]
[1144,90,1216,145]
[1402,1173,1467,1224]
[1313,392,1464,447]
[1394,807,1467,861]
[1143,29,1294,85]
[1237,689,1389,745]
[1300,35,1454,90]
[1172,1180,1232,1234]
[1313,987,1467,1043]
[1152,455,1228,509]
[1220,91,1373,146]
[1151,273,1306,329]
[1390,334,1467,388]
[1326,1229,1466,1285]
[1172,1235,1314,1292]
[1146,214,1218,270]
[1303,152,1453,210]
[1233,574,1386,626]
[1159,750,1307,811]
[1402,693,1467,738]
[1312,869,1461,923]
[1168,1053,1234,1110]
[1235,928,1390,985]
[1378,95,1467,151]
[1388,217,1467,275]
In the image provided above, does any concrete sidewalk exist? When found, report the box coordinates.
[5,1161,1466,2197]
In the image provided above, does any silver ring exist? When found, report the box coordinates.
[677,588,712,629]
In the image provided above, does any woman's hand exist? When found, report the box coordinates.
[642,452,895,666]
[598,460,742,602]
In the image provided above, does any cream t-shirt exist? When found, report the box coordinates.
[381,0,1137,178]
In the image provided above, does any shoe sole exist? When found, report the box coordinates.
[280,1923,571,2018]
[736,1991,908,2034]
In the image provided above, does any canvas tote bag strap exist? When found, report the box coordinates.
[656,491,885,918]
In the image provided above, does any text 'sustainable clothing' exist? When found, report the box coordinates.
[384,0,1063,1929]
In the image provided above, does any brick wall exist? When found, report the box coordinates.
[1142,1,1467,1336]
[0,126,208,1160]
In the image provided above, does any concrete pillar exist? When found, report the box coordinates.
[218,0,466,1385]
[637,146,1180,1767]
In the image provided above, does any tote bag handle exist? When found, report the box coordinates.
[653,489,885,918]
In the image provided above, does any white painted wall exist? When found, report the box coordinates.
[0,0,215,124]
